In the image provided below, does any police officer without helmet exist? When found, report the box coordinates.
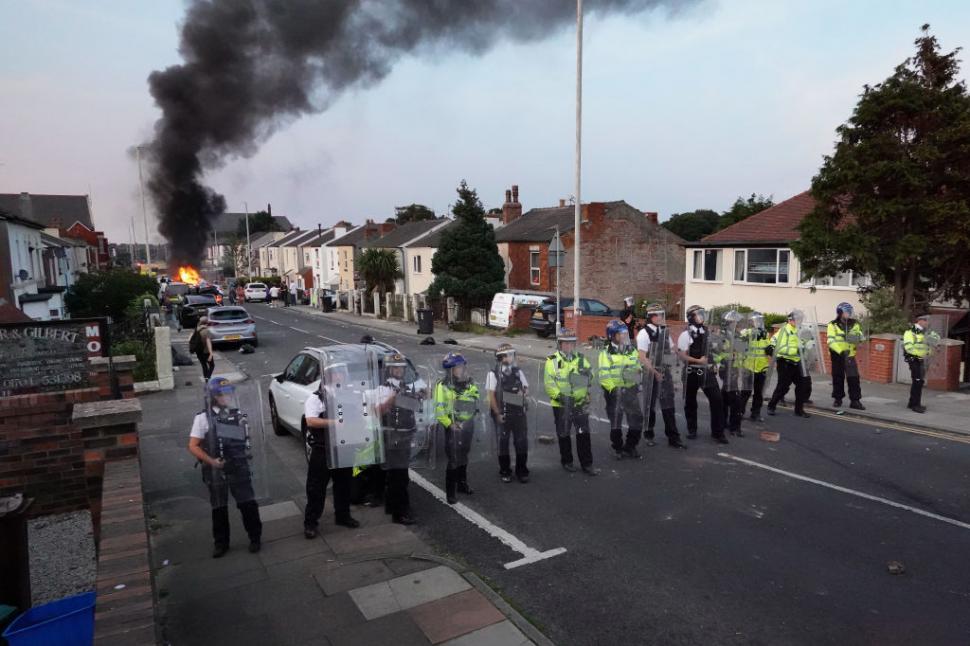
[676,305,728,444]
[902,313,938,413]
[188,377,263,558]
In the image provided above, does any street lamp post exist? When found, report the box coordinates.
[549,225,565,338]
[244,202,252,279]
[573,0,583,329]
[135,146,151,265]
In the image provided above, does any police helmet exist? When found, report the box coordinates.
[685,305,705,324]
[495,343,515,359]
[442,352,466,369]
[605,319,628,340]
[206,376,234,396]
[557,328,577,343]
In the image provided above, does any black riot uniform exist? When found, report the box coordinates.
[380,376,418,523]
[680,321,727,442]
[491,364,530,481]
[641,323,684,447]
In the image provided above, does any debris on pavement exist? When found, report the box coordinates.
[420,336,435,345]
[537,434,556,444]
[887,561,906,575]
[443,338,458,345]
[760,431,781,442]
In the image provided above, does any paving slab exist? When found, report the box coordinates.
[313,559,396,596]
[323,610,432,646]
[323,522,424,557]
[257,531,335,567]
[259,500,302,522]
[439,620,533,646]
[384,556,440,576]
[349,565,473,620]
[408,588,505,644]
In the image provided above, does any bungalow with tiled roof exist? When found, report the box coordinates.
[683,191,870,317]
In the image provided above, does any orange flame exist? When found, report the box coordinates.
[178,265,201,285]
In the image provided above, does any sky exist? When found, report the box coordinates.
[3,0,970,247]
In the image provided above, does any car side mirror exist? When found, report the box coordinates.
[275,374,285,383]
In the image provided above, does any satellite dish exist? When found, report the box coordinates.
[18,269,29,281]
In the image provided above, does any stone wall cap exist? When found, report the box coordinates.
[72,398,143,429]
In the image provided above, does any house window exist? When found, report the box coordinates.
[413,255,422,273]
[733,249,790,284]
[530,251,541,285]
[810,270,869,289]
[692,249,721,281]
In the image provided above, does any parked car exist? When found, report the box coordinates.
[204,306,258,346]
[192,284,223,306]
[177,294,218,329]
[268,342,425,460]
[244,282,269,302]
[160,282,191,311]
[529,297,620,337]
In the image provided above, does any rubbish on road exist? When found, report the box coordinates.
[875,429,883,434]
[239,343,255,354]
[536,434,557,445]
[887,561,906,575]
[443,338,458,345]
[360,334,375,344]
[835,410,845,416]
[162,559,170,567]
[420,336,435,345]
[113,584,126,590]
[760,431,781,442]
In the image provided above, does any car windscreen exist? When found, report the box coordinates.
[208,308,248,321]
[167,284,190,296]
[185,295,217,305]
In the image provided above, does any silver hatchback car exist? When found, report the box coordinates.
[205,306,258,346]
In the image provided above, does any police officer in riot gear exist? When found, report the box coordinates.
[676,305,728,444]
[486,344,530,483]
[304,363,361,539]
[827,302,866,410]
[544,328,598,475]
[378,353,419,525]
[739,312,772,422]
[599,319,645,459]
[767,312,812,419]
[188,377,263,558]
[636,304,686,449]
[620,296,637,344]
[902,313,938,413]
[435,352,480,504]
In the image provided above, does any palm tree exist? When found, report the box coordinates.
[357,248,402,297]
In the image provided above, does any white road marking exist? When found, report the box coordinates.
[408,470,567,570]
[536,399,610,424]
[290,326,310,334]
[718,452,970,532]
[317,333,344,343]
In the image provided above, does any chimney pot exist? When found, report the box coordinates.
[644,211,659,225]
[512,185,519,203]
[559,199,566,208]
[505,189,512,204]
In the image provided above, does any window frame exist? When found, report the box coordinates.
[691,248,723,283]
[732,248,792,285]
[529,250,541,286]
[413,255,422,273]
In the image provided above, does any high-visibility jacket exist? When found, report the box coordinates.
[434,380,479,427]
[827,319,864,357]
[771,323,801,362]
[741,328,770,373]
[902,327,935,359]
[597,347,641,392]
[544,350,592,407]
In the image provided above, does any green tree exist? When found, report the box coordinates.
[860,286,910,334]
[357,248,403,296]
[793,26,970,314]
[65,269,159,322]
[717,193,774,230]
[661,209,720,241]
[393,203,436,225]
[429,181,506,304]
[237,210,281,237]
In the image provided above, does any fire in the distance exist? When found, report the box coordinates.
[177,265,201,285]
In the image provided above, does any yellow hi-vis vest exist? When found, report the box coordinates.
[771,323,801,362]
[597,347,641,392]
[827,320,864,357]
[741,328,770,373]
[434,381,479,427]
[544,350,592,407]
[902,327,936,359]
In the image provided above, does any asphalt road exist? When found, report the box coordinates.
[218,303,970,646]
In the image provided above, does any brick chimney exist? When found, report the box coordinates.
[502,185,522,225]
[19,192,33,222]
[559,199,566,208]
[643,211,658,225]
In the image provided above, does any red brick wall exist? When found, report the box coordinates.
[506,243,555,293]
[509,305,534,330]
[928,344,963,392]
[817,331,896,385]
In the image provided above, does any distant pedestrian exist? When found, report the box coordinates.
[190,317,215,380]
[289,281,298,307]
[269,285,280,308]
[228,283,237,305]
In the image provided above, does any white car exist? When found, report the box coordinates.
[268,342,425,460]
[244,282,268,302]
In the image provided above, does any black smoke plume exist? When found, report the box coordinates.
[147,0,696,265]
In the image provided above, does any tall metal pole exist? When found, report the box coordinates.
[556,224,562,338]
[136,146,151,265]
[130,216,136,265]
[244,201,252,279]
[573,0,583,325]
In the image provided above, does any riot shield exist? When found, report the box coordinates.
[544,349,595,438]
[380,365,436,471]
[319,347,383,470]
[434,362,488,468]
[486,360,537,468]
[740,314,771,409]
[923,314,951,381]
[833,316,867,380]
[793,308,825,378]
[726,313,755,393]
[199,378,268,507]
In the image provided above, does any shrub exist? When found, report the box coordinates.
[111,339,157,382]
[861,287,909,334]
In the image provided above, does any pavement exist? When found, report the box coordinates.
[140,329,545,646]
[283,304,969,436]
[141,304,970,645]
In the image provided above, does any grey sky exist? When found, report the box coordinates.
[2,0,969,246]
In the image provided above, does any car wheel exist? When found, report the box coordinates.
[301,421,312,463]
[269,395,287,436]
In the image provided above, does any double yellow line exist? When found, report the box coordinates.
[802,406,970,445]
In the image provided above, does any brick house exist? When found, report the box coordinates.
[329,220,397,290]
[494,187,685,314]
[0,192,109,270]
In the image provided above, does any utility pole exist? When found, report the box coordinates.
[573,0,583,326]
[136,146,151,264]
[244,201,252,279]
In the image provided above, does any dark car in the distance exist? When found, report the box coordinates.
[529,297,621,337]
[177,294,218,329]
